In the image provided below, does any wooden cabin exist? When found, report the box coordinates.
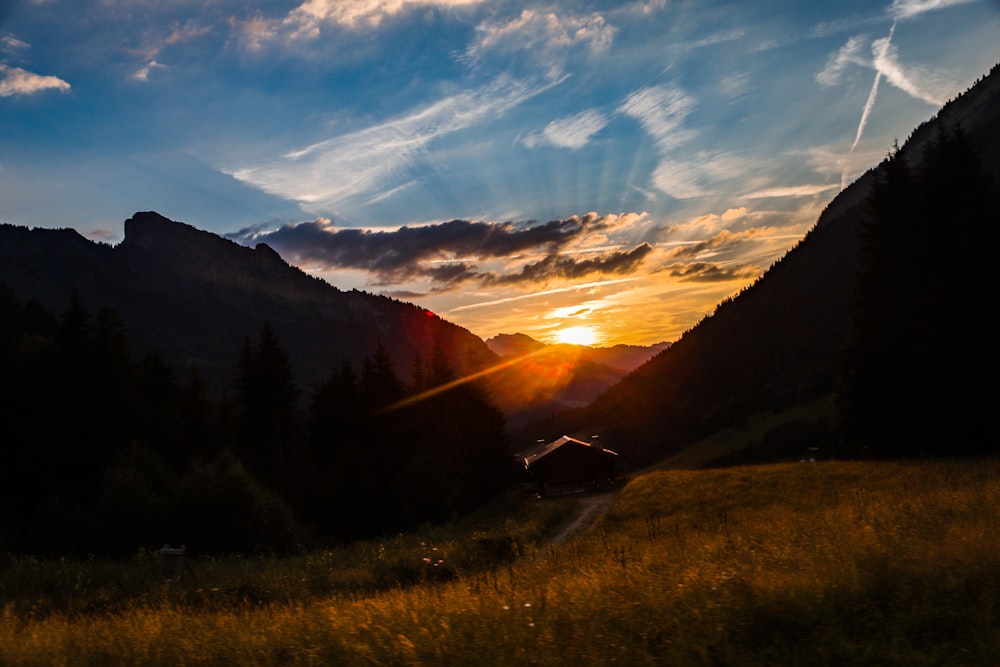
[522,435,618,496]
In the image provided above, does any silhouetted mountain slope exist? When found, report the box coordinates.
[532,63,1000,467]
[486,333,670,372]
[0,212,496,392]
[482,333,670,429]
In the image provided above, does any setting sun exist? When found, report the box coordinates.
[555,326,598,346]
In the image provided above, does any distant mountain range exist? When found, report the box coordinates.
[483,333,670,428]
[486,333,670,372]
[0,212,668,428]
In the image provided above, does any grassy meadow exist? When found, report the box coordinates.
[2,458,999,665]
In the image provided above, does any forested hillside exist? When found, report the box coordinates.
[0,289,511,555]
[529,64,1000,467]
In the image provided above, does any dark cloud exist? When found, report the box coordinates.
[663,262,760,283]
[487,243,654,286]
[229,213,636,287]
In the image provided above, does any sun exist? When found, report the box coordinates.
[554,325,598,346]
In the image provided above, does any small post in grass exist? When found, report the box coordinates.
[158,544,186,582]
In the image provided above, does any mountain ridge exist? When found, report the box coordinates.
[0,212,497,393]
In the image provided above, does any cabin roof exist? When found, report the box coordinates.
[522,435,617,468]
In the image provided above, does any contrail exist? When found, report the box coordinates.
[850,20,896,152]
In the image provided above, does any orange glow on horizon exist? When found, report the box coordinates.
[553,325,598,346]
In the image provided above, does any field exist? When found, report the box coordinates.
[2,458,999,665]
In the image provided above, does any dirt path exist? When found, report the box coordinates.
[541,492,618,554]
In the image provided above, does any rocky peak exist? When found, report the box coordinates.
[117,211,304,293]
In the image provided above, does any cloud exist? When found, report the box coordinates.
[666,28,745,54]
[815,35,868,87]
[742,184,840,199]
[662,261,761,283]
[129,19,212,61]
[651,152,749,200]
[663,227,777,260]
[525,108,610,149]
[719,72,750,98]
[890,0,975,19]
[273,0,483,41]
[620,85,753,201]
[230,12,275,52]
[1,35,30,53]
[486,243,653,286]
[227,74,565,210]
[0,65,70,97]
[721,207,748,222]
[870,27,947,106]
[619,84,697,153]
[821,0,967,152]
[229,212,647,289]
[654,226,789,283]
[465,9,616,62]
[133,60,166,82]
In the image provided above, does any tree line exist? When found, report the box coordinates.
[836,123,997,457]
[0,291,512,555]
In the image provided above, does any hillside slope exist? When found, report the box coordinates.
[0,212,496,391]
[531,63,1000,467]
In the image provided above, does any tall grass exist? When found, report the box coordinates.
[2,459,998,665]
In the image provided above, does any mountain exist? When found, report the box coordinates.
[528,63,1000,467]
[482,334,671,428]
[0,211,496,393]
[486,333,670,372]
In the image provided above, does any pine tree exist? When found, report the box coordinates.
[232,323,304,507]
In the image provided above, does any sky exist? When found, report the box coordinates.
[2,0,999,347]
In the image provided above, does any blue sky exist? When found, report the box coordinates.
[2,0,998,345]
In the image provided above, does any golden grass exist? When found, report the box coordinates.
[2,459,999,665]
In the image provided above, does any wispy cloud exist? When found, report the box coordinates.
[620,85,697,152]
[821,0,968,152]
[524,108,610,149]
[870,25,947,106]
[465,8,616,62]
[0,64,70,97]
[268,0,483,42]
[742,184,840,199]
[815,35,869,87]
[127,19,211,82]
[133,59,166,82]
[447,277,640,313]
[228,73,566,211]
[662,261,761,283]
[890,0,975,19]
[666,28,745,54]
[618,85,767,200]
[1,35,30,53]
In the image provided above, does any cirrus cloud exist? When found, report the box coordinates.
[465,8,616,62]
[524,108,610,149]
[227,73,566,212]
